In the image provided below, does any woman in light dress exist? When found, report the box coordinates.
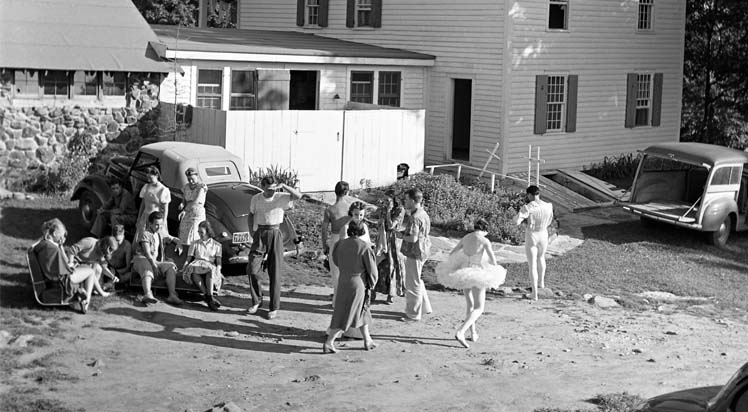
[436,218,506,348]
[182,221,223,311]
[178,167,208,247]
[135,166,171,240]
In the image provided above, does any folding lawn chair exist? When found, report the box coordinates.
[26,242,85,313]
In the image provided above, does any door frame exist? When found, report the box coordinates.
[445,73,476,162]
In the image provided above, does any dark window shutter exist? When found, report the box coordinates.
[372,0,382,28]
[651,72,663,127]
[296,0,305,26]
[534,75,548,135]
[624,73,637,128]
[346,0,355,27]
[319,0,329,27]
[565,74,578,133]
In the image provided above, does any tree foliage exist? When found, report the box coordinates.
[133,0,236,28]
[683,0,748,149]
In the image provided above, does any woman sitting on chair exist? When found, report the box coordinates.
[33,218,99,313]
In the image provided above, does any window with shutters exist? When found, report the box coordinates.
[350,71,374,103]
[230,70,256,110]
[197,69,222,109]
[306,0,320,26]
[43,71,69,97]
[638,0,654,31]
[73,71,98,97]
[548,0,568,30]
[378,71,401,107]
[356,0,373,27]
[635,73,652,126]
[546,75,566,132]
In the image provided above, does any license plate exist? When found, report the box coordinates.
[232,232,251,244]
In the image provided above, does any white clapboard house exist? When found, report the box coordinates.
[232,0,686,175]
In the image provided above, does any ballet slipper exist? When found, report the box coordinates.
[322,343,338,354]
[455,331,470,348]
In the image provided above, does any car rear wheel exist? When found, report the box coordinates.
[78,190,102,230]
[707,215,733,248]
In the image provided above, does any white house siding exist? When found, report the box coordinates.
[505,0,686,173]
[238,0,506,172]
[158,59,425,111]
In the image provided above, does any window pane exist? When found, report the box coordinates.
[14,69,38,95]
[549,0,568,30]
[43,71,69,96]
[231,71,255,94]
[307,0,319,25]
[197,69,222,109]
[635,73,651,126]
[546,75,566,131]
[350,71,373,103]
[103,72,127,96]
[378,71,401,107]
[638,0,653,30]
[73,71,98,96]
[357,0,372,27]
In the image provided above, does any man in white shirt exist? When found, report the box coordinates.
[246,176,302,319]
[514,185,554,301]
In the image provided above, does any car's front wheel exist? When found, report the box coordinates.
[707,214,733,248]
[78,190,102,230]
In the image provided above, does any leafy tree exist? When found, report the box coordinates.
[682,0,748,149]
[133,0,236,28]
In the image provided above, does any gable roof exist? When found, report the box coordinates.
[151,24,435,66]
[0,0,172,72]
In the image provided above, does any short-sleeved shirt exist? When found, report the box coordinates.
[516,200,554,232]
[139,182,171,213]
[250,192,292,226]
[188,238,222,262]
[401,207,431,261]
[134,230,176,261]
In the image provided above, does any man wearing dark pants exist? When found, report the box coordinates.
[246,176,302,319]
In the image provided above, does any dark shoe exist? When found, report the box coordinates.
[386,296,394,305]
[142,295,158,304]
[207,300,220,312]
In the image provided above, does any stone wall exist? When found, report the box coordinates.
[0,86,162,189]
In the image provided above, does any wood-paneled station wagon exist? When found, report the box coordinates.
[622,142,748,247]
[72,142,302,284]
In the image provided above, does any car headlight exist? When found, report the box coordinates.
[221,231,229,239]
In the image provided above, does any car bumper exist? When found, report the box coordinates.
[226,244,304,264]
[623,206,703,230]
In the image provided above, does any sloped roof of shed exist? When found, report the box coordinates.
[0,0,172,72]
[151,24,435,62]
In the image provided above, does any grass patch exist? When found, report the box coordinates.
[502,214,748,312]
[24,368,79,385]
[0,391,83,412]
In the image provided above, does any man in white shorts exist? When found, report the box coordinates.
[514,185,554,301]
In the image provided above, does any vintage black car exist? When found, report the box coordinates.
[71,142,301,274]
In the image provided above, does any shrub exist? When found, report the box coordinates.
[249,164,300,188]
[22,133,101,195]
[582,153,640,189]
[385,173,526,244]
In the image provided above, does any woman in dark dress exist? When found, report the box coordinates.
[373,192,405,304]
[324,220,379,353]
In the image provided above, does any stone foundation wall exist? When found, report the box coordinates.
[0,91,162,189]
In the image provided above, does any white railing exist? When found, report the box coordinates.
[425,163,529,192]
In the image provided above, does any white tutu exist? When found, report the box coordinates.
[436,252,506,290]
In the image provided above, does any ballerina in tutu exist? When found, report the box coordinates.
[436,218,506,348]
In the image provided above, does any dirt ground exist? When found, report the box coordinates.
[4,207,744,412]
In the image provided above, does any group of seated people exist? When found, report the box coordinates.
[33,166,224,313]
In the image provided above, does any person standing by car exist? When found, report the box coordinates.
[135,166,171,240]
[90,179,137,238]
[320,181,354,306]
[246,176,302,320]
[513,185,554,301]
[178,168,208,248]
[399,188,433,321]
